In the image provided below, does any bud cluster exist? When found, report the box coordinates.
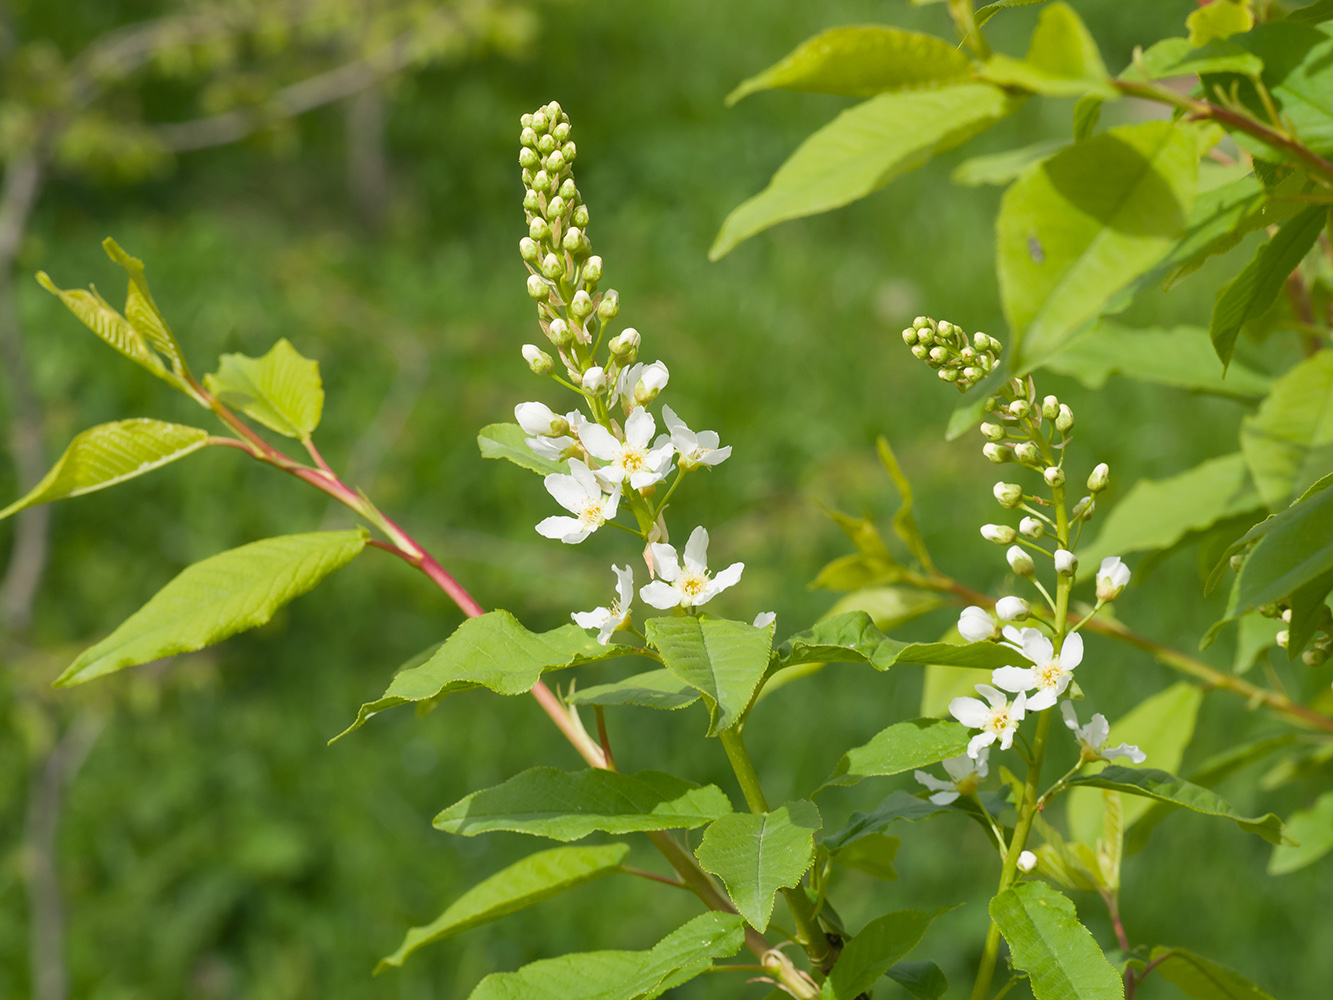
[1259,597,1333,666]
[901,317,1001,392]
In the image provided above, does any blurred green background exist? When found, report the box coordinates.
[1,0,1327,997]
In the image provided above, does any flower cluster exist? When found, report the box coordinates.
[901,316,1002,391]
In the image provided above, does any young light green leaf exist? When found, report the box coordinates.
[1154,170,1272,290]
[1066,766,1294,845]
[830,832,899,880]
[819,909,943,1000]
[952,140,1068,187]
[824,718,972,789]
[887,961,949,1000]
[1267,790,1333,875]
[1149,946,1276,1000]
[1221,23,1333,156]
[645,616,773,734]
[434,767,733,840]
[102,237,190,378]
[1187,0,1255,45]
[1127,37,1263,81]
[57,530,368,686]
[1079,453,1262,568]
[1043,324,1270,399]
[877,435,933,571]
[0,420,210,520]
[694,800,821,930]
[566,669,699,711]
[989,882,1124,1000]
[467,911,746,1000]
[1240,349,1333,508]
[338,612,634,739]
[824,588,947,633]
[1210,206,1325,368]
[377,844,631,972]
[711,84,1017,259]
[1234,611,1285,673]
[204,338,325,439]
[975,0,1052,28]
[37,272,171,383]
[981,2,1115,98]
[478,422,568,476]
[997,120,1199,370]
[726,26,973,105]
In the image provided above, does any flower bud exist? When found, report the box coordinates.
[913,316,932,330]
[541,252,564,280]
[983,443,1012,464]
[929,346,949,363]
[531,169,552,193]
[531,110,549,133]
[911,344,930,360]
[572,204,590,228]
[1013,442,1040,466]
[902,328,919,346]
[582,257,604,286]
[552,121,571,142]
[526,274,549,301]
[980,422,1005,442]
[529,217,551,242]
[1087,462,1109,493]
[522,343,553,375]
[994,482,1023,509]
[996,596,1030,621]
[570,289,593,318]
[538,134,558,158]
[1007,545,1035,577]
[1054,548,1078,575]
[1072,495,1095,520]
[1056,404,1075,433]
[1276,629,1290,649]
[581,366,608,394]
[1043,466,1065,488]
[545,149,566,172]
[1017,850,1037,873]
[519,147,540,170]
[559,177,577,200]
[1042,395,1059,420]
[1230,552,1246,573]
[519,237,540,262]
[981,524,1017,544]
[633,361,669,405]
[562,141,577,163]
[523,191,542,215]
[520,121,537,142]
[1008,399,1030,419]
[547,317,572,347]
[515,401,568,437]
[545,194,566,219]
[1019,516,1044,539]
[1096,556,1130,602]
[610,327,640,358]
[1304,647,1328,667]
[597,288,619,320]
[958,606,998,643]
[562,227,585,254]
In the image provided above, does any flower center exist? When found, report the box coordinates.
[576,498,605,527]
[1035,659,1063,688]
[678,571,708,600]
[985,706,1011,733]
[619,444,647,473]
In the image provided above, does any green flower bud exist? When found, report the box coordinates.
[1008,399,1030,419]
[994,482,1023,508]
[939,367,960,383]
[962,367,982,383]
[553,121,571,142]
[545,100,563,119]
[537,133,557,156]
[541,253,564,280]
[519,237,540,262]
[529,217,551,242]
[1087,462,1109,493]
[531,111,549,133]
[980,422,1004,442]
[1042,395,1059,420]
[901,328,919,346]
[929,346,949,363]
[598,288,619,320]
[983,443,1011,463]
[1007,545,1035,577]
[522,343,553,374]
[547,317,572,346]
[519,147,540,169]
[1013,442,1040,466]
[545,150,566,173]
[572,204,590,228]
[1304,646,1328,667]
[571,289,594,318]
[609,327,640,359]
[523,190,541,213]
[520,125,537,147]
[1043,466,1065,488]
[532,169,552,192]
[521,168,534,187]
[911,344,929,361]
[1072,495,1095,520]
[562,227,584,253]
[1056,404,1075,434]
[526,274,549,300]
[521,113,534,128]
[561,141,577,163]
[559,178,578,200]
[545,195,566,219]
[1230,552,1246,573]
[584,256,604,284]
[981,524,1017,544]
[913,316,932,331]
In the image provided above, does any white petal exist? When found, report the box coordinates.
[1086,713,1110,749]
[705,562,744,600]
[973,746,991,777]
[649,543,680,582]
[967,732,997,759]
[579,423,620,463]
[625,407,656,447]
[1011,691,1028,720]
[536,515,588,543]
[1060,631,1084,670]
[543,472,586,513]
[572,608,611,629]
[640,580,683,610]
[942,753,976,782]
[613,564,635,606]
[1026,689,1057,712]
[1104,742,1146,764]
[1020,629,1054,666]
[596,612,626,644]
[661,403,688,436]
[752,611,776,630]
[515,401,558,436]
[1060,700,1080,731]
[1000,625,1023,649]
[928,790,961,805]
[602,484,622,521]
[697,445,731,466]
[1017,850,1037,873]
[528,435,573,460]
[949,696,989,728]
[958,606,997,644]
[696,430,720,450]
[683,526,710,573]
[975,684,1006,708]
[628,467,668,490]
[996,728,1016,751]
[568,459,600,495]
[991,666,1037,694]
[914,770,954,793]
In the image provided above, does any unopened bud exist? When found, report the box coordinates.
[597,289,620,320]
[980,422,1004,442]
[547,317,572,347]
[996,596,1030,621]
[1087,463,1109,493]
[913,316,932,330]
[1095,556,1130,602]
[541,253,564,280]
[545,195,566,219]
[1043,466,1065,488]
[1276,629,1290,649]
[572,204,590,228]
[1054,549,1078,575]
[1304,647,1328,667]
[1230,553,1246,573]
[581,366,608,394]
[1072,496,1095,520]
[1056,404,1074,433]
[562,227,584,253]
[911,344,930,360]
[1019,516,1044,539]
[531,110,549,133]
[531,169,552,193]
[902,328,919,346]
[552,121,571,142]
[522,343,553,374]
[523,190,542,214]
[558,177,577,200]
[983,443,1012,464]
[994,482,1023,508]
[519,237,540,262]
[929,346,949,363]
[1017,850,1037,873]
[519,147,540,170]
[1014,442,1040,466]
[571,290,593,318]
[981,524,1017,544]
[562,141,577,162]
[583,256,603,284]
[1008,399,1030,419]
[1007,545,1035,577]
[526,275,549,300]
[610,327,640,358]
[545,149,566,172]
[529,217,551,241]
[1042,395,1059,420]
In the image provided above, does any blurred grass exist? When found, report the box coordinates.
[1,0,1328,997]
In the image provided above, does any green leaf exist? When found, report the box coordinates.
[830,832,899,880]
[773,611,899,671]
[567,669,699,710]
[1241,349,1333,508]
[339,612,633,739]
[1149,946,1276,1000]
[824,791,954,851]
[478,422,567,476]
[0,420,210,520]
[1268,790,1333,874]
[887,961,949,1000]
[1218,479,1333,620]
[711,83,1017,259]
[1073,95,1102,140]
[204,338,324,439]
[824,588,948,632]
[101,237,190,379]
[645,616,773,734]
[997,120,1199,370]
[1187,0,1255,45]
[823,718,972,789]
[981,2,1115,99]
[1128,37,1264,80]
[434,767,733,840]
[1079,453,1263,568]
[1065,766,1294,845]
[990,882,1123,1000]
[467,911,746,1000]
[877,436,934,571]
[726,26,973,105]
[377,844,631,972]
[976,0,1052,28]
[1210,205,1325,368]
[1153,169,1272,290]
[952,140,1068,187]
[37,271,172,384]
[1288,0,1333,25]
[694,800,821,930]
[1234,612,1285,673]
[57,530,368,687]
[819,909,942,999]
[1042,324,1270,399]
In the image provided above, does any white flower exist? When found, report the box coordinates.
[572,564,635,644]
[995,596,1030,622]
[752,611,776,629]
[616,360,669,408]
[580,408,674,490]
[949,684,1028,759]
[515,401,567,437]
[640,526,743,610]
[1017,850,1037,873]
[914,749,989,804]
[536,459,622,544]
[526,410,587,462]
[958,606,998,643]
[1061,702,1146,764]
[662,404,731,469]
[991,629,1083,711]
[1054,548,1077,575]
[581,366,608,394]
[1019,516,1044,539]
[1096,556,1130,602]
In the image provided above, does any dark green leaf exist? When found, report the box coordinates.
[824,791,953,851]
[205,338,325,439]
[478,422,567,476]
[57,530,368,686]
[1154,169,1277,290]
[377,844,630,971]
[434,768,733,840]
[1268,790,1333,874]
[824,718,972,789]
[773,611,900,671]
[887,960,949,1000]
[830,832,899,880]
[567,669,699,711]
[711,84,1018,259]
[694,800,821,930]
[952,140,1068,188]
[1150,946,1276,1000]
[981,2,1115,98]
[1210,206,1325,367]
[645,616,773,734]
[990,882,1123,1000]
[1234,475,1333,613]
[1287,0,1333,24]
[819,909,942,999]
[726,26,973,105]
